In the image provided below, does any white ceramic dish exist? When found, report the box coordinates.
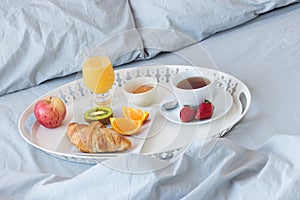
[122,76,158,107]
[18,65,251,164]
[160,90,233,125]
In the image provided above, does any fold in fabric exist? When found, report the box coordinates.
[1,0,299,96]
[1,134,299,199]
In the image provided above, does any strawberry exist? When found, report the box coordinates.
[195,100,214,120]
[179,105,196,122]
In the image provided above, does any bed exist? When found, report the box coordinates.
[1,1,300,199]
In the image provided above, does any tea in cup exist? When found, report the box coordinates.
[170,69,224,108]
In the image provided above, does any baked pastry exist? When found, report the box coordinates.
[66,121,131,153]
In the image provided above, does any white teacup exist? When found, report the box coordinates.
[170,69,225,109]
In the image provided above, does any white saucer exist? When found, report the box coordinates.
[159,91,233,125]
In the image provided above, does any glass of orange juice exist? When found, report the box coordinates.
[82,47,115,106]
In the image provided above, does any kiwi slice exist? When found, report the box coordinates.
[84,106,113,125]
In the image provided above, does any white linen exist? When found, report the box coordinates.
[1,0,299,96]
[1,136,300,199]
[130,0,300,57]
[0,2,300,200]
[0,0,143,96]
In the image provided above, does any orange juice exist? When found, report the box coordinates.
[82,56,115,94]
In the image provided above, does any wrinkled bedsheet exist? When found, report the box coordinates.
[1,1,300,200]
[1,136,300,199]
[1,0,299,96]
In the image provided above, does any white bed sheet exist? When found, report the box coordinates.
[1,3,300,199]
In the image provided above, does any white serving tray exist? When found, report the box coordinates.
[18,65,251,164]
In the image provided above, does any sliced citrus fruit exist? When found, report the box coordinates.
[110,117,142,136]
[122,106,149,124]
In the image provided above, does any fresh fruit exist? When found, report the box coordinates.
[195,100,214,120]
[179,105,196,122]
[110,118,142,136]
[122,106,149,124]
[34,96,67,128]
[84,106,113,125]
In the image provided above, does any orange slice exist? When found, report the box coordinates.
[110,118,142,136]
[122,106,149,124]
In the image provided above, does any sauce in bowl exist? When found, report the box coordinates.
[123,77,157,107]
[132,85,154,94]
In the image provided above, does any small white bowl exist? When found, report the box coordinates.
[123,77,158,107]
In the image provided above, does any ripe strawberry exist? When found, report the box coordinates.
[195,100,214,120]
[179,105,196,122]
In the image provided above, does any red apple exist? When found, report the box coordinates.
[34,96,67,128]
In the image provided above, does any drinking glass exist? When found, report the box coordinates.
[82,47,115,107]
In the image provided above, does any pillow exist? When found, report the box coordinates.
[0,0,143,96]
[129,0,300,57]
[1,0,299,96]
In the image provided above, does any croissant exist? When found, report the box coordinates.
[67,121,131,153]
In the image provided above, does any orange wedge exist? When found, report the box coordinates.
[110,118,142,136]
[122,106,149,124]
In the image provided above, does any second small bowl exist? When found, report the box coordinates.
[123,77,158,107]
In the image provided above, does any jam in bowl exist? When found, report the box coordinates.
[123,77,158,107]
